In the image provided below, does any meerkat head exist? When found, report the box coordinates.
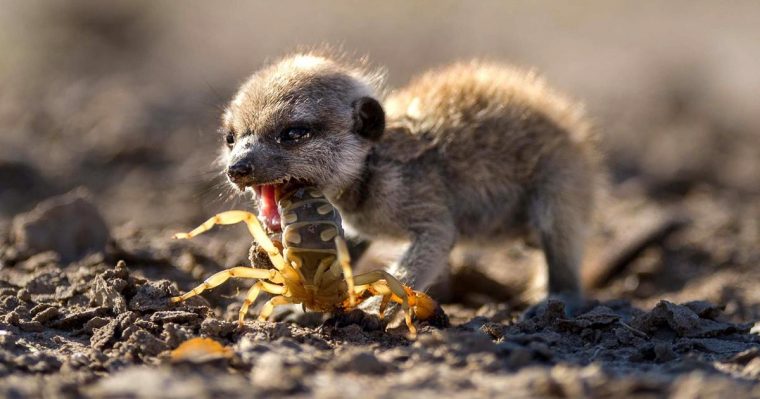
[220,53,385,231]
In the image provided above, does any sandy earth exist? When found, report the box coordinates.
[0,186,758,398]
[1,2,760,398]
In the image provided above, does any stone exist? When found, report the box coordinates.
[11,189,109,263]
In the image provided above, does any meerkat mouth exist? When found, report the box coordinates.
[252,184,282,232]
[251,177,305,232]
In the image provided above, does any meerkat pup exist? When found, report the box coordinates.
[219,52,598,312]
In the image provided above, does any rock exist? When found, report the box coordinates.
[332,350,392,374]
[11,189,110,263]
[0,160,54,217]
[250,352,301,392]
[117,311,138,331]
[631,301,749,338]
[18,320,44,332]
[325,308,384,332]
[732,349,760,378]
[675,338,754,355]
[84,366,249,398]
[128,280,173,312]
[51,307,108,329]
[446,330,497,354]
[1,295,19,311]
[24,270,67,295]
[84,316,110,333]
[4,311,20,325]
[15,352,62,373]
[682,301,724,319]
[670,372,760,399]
[576,306,621,326]
[16,288,31,302]
[161,323,193,349]
[18,251,60,272]
[91,319,119,350]
[127,329,168,357]
[91,274,128,314]
[31,306,60,323]
[150,311,201,325]
[199,318,237,338]
[654,342,677,362]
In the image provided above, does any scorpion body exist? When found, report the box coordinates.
[275,186,351,313]
[171,185,437,337]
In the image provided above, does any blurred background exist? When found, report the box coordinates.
[1,1,758,315]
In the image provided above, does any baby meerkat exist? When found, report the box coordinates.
[220,52,598,311]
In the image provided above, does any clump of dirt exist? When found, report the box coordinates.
[0,191,758,398]
[10,188,110,264]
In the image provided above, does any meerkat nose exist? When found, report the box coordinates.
[226,162,253,182]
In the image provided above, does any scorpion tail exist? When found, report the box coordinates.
[406,288,450,328]
[410,291,438,320]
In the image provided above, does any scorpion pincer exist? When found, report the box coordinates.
[170,185,438,337]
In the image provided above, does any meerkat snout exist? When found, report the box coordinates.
[226,162,252,185]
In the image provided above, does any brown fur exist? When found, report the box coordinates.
[221,52,600,306]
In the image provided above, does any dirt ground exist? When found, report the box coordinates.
[1,2,759,398]
[1,185,758,399]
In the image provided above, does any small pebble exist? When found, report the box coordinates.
[17,289,31,302]
[32,306,60,323]
[19,320,45,332]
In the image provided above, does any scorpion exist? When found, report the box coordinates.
[170,185,438,337]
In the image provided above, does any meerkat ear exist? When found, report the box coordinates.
[352,97,385,141]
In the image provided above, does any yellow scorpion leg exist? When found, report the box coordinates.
[372,284,393,319]
[334,237,357,307]
[352,270,417,338]
[173,211,287,272]
[239,281,287,326]
[170,267,279,303]
[257,296,294,321]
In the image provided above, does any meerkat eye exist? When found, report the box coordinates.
[225,132,235,146]
[277,127,311,144]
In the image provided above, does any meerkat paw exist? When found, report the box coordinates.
[521,293,589,321]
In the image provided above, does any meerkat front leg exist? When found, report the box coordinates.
[366,222,454,324]
[387,224,456,294]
